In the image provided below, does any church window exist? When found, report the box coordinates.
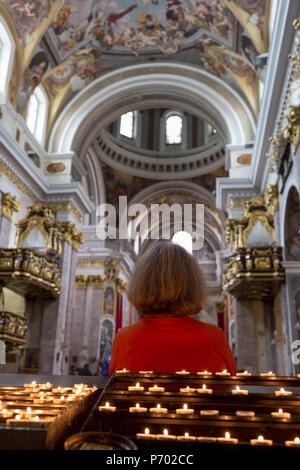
[120,111,135,139]
[165,113,183,145]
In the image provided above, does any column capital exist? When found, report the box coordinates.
[1,192,20,221]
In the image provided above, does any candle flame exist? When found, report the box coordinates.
[154,385,157,389]
[183,403,187,410]
[223,370,227,373]
[105,402,110,408]
[26,407,31,414]
[279,409,283,414]
[225,432,230,439]
[157,404,161,409]
[136,403,140,409]
[163,429,168,436]
[203,384,206,390]
[295,438,300,443]
[258,435,264,441]
[280,388,285,393]
[15,414,21,420]
[34,416,39,422]
[2,409,7,413]
[136,383,140,387]
[61,396,64,400]
[185,433,189,438]
[31,381,36,385]
[236,386,240,391]
[145,428,150,435]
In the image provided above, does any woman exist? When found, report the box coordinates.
[109,241,236,375]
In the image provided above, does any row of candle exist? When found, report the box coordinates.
[116,368,300,378]
[99,401,293,419]
[135,428,300,447]
[127,382,294,397]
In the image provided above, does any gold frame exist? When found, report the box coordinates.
[101,284,117,318]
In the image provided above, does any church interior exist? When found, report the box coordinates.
[0,0,300,453]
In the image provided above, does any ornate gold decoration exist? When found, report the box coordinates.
[0,249,61,297]
[283,106,300,154]
[59,222,84,251]
[75,260,127,293]
[15,203,62,255]
[75,275,89,289]
[222,246,285,301]
[226,190,276,250]
[0,310,27,349]
[47,202,81,223]
[264,25,300,183]
[1,192,20,220]
[90,275,106,289]
[0,161,37,201]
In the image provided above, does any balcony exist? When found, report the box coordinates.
[0,311,27,349]
[0,249,61,298]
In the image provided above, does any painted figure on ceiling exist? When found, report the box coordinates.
[1,0,51,46]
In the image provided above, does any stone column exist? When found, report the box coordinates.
[39,220,84,375]
[233,298,258,374]
[0,192,20,247]
[88,278,104,373]
[69,276,88,370]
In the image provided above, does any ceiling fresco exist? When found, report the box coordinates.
[0,0,270,131]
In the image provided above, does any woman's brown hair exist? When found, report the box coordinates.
[127,241,207,317]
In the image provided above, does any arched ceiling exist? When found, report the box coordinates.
[0,0,270,146]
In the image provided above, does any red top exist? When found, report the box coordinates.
[108,317,236,375]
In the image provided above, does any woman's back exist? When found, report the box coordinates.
[109,316,236,375]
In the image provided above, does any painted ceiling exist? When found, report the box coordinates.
[0,0,270,137]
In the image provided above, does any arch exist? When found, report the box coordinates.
[123,180,223,256]
[0,14,15,102]
[48,63,256,155]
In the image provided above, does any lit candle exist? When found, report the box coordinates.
[197,436,217,443]
[271,408,291,419]
[250,435,273,446]
[260,371,275,377]
[175,370,190,375]
[177,432,197,441]
[232,385,248,395]
[129,403,148,413]
[116,368,130,374]
[128,382,145,392]
[1,408,13,418]
[98,402,116,412]
[236,370,252,376]
[274,388,292,396]
[197,371,212,376]
[216,370,230,376]
[157,429,177,440]
[197,384,213,394]
[200,409,219,416]
[285,437,300,447]
[176,403,194,415]
[136,428,156,439]
[179,385,195,393]
[148,384,165,393]
[149,403,168,414]
[23,381,38,389]
[236,410,255,417]
[217,432,238,444]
